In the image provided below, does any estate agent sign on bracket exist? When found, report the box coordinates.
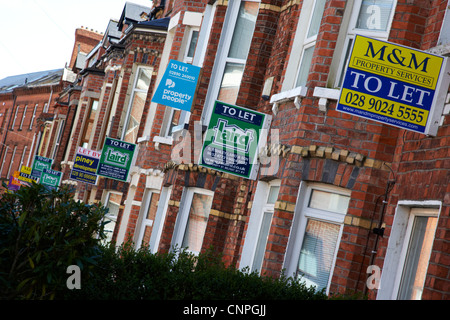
[97,137,136,182]
[152,59,201,112]
[337,35,449,136]
[199,101,272,180]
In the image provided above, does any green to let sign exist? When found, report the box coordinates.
[199,101,271,180]
[41,168,62,189]
[32,155,53,178]
[97,137,136,182]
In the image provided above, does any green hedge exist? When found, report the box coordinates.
[65,243,327,300]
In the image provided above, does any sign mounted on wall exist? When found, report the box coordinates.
[70,147,101,185]
[31,155,53,178]
[199,101,271,180]
[151,59,201,112]
[97,137,136,182]
[337,35,449,136]
[40,168,62,189]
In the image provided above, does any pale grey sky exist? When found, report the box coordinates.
[0,0,153,80]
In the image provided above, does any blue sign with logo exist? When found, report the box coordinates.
[151,60,201,112]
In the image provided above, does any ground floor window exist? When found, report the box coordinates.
[284,183,350,294]
[136,190,160,249]
[172,188,214,255]
[103,191,123,243]
[240,179,280,274]
[378,204,440,300]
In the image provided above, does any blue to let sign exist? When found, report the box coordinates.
[151,60,201,112]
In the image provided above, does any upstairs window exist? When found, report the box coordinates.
[118,65,152,143]
[201,0,260,125]
[294,0,326,87]
[217,1,259,104]
[335,0,397,87]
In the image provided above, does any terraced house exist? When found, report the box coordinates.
[1,0,449,300]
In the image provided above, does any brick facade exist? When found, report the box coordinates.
[1,0,449,300]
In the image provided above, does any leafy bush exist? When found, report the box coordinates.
[66,243,327,300]
[0,183,107,299]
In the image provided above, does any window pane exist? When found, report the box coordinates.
[251,211,273,272]
[308,189,350,214]
[307,0,327,38]
[135,68,152,90]
[228,1,259,60]
[297,219,340,291]
[356,0,395,31]
[187,30,199,58]
[398,216,438,300]
[104,193,123,243]
[267,186,280,204]
[182,193,213,253]
[123,91,146,143]
[295,45,315,87]
[218,62,244,104]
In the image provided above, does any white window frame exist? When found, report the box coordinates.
[51,119,65,159]
[102,190,123,243]
[282,0,325,91]
[7,145,17,177]
[29,104,38,130]
[171,187,214,255]
[333,0,397,87]
[201,0,260,125]
[149,186,173,253]
[19,145,27,170]
[135,189,160,249]
[19,105,27,130]
[0,145,9,177]
[377,201,440,300]
[120,65,152,142]
[11,106,19,130]
[183,27,200,64]
[293,0,327,88]
[240,179,280,274]
[283,182,351,294]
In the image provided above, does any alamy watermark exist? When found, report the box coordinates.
[66,265,81,290]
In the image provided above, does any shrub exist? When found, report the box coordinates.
[66,243,327,300]
[0,183,108,299]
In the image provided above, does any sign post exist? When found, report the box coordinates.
[199,101,271,180]
[97,137,136,182]
[337,35,449,135]
[151,59,201,112]
[70,146,101,185]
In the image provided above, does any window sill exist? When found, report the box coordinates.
[153,135,173,150]
[312,87,340,112]
[270,86,307,115]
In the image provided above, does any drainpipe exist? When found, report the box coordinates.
[362,164,396,296]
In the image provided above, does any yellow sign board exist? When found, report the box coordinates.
[337,35,449,135]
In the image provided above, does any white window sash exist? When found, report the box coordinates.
[19,105,27,130]
[172,187,214,255]
[240,179,280,274]
[120,65,152,141]
[283,182,350,294]
[201,0,260,125]
[149,186,173,253]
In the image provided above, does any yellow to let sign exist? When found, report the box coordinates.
[337,35,449,135]
[350,36,444,90]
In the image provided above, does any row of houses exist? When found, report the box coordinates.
[0,0,449,300]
